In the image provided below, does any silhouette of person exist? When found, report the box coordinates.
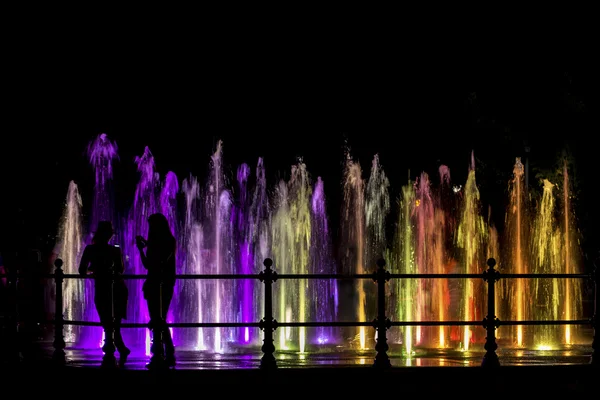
[79,221,130,366]
[136,212,176,368]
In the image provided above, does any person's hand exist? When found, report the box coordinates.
[136,235,147,250]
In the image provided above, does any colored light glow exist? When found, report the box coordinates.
[55,136,584,359]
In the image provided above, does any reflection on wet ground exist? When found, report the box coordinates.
[59,343,593,370]
[3,338,596,392]
[16,326,588,370]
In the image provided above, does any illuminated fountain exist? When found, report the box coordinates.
[502,157,529,347]
[499,157,584,349]
[121,146,161,351]
[58,135,586,360]
[160,172,180,239]
[249,158,271,345]
[501,157,584,349]
[172,149,272,353]
[560,159,583,345]
[531,178,561,345]
[391,166,455,353]
[365,154,390,347]
[54,134,120,348]
[288,161,312,353]
[309,177,338,346]
[272,177,294,350]
[232,163,254,345]
[85,133,119,348]
[87,133,119,234]
[340,150,368,349]
[486,206,501,340]
[392,153,492,352]
[455,152,488,350]
[272,160,314,352]
[269,160,340,352]
[392,182,416,354]
[338,151,391,350]
[56,181,85,343]
[433,166,453,348]
[232,160,270,346]
[179,174,205,349]
[413,171,435,347]
[204,140,235,352]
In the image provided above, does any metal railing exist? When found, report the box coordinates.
[1,257,598,369]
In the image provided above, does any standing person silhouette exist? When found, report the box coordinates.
[136,212,176,369]
[78,220,130,366]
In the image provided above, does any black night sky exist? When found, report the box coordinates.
[1,33,598,268]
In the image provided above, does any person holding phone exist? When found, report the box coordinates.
[136,213,177,369]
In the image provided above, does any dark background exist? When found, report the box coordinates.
[1,24,598,268]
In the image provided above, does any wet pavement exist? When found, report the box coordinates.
[1,341,596,392]
[1,327,595,392]
[58,344,594,369]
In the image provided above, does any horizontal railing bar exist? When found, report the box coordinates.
[275,322,374,327]
[390,319,591,326]
[389,273,591,279]
[55,320,262,328]
[498,319,591,326]
[499,273,591,279]
[4,272,591,280]
[273,274,371,279]
[121,274,260,279]
[56,274,261,280]
[5,273,370,280]
[21,273,379,280]
[50,320,377,328]
[391,320,485,326]
[390,274,483,279]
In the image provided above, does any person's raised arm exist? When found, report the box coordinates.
[139,247,149,269]
[136,236,149,269]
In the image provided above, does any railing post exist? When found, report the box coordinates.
[373,258,392,368]
[52,258,66,365]
[482,258,500,367]
[591,263,598,365]
[259,258,278,370]
[101,269,116,368]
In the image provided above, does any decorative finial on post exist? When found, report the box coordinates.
[264,258,272,270]
[482,258,500,367]
[259,258,278,369]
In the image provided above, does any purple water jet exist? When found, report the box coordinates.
[232,163,254,344]
[122,146,161,351]
[309,176,338,345]
[83,133,119,348]
[87,133,119,232]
